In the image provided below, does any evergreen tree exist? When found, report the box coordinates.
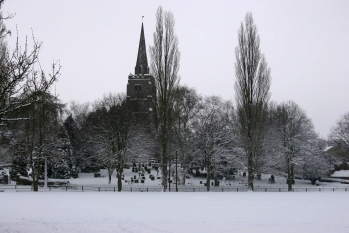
[10,144,28,178]
[64,114,82,171]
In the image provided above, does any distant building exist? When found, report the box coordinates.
[324,145,348,161]
[126,23,156,124]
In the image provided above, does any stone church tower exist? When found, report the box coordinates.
[126,23,155,123]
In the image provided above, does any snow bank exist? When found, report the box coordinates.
[0,192,348,232]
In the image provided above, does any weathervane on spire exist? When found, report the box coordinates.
[142,16,144,22]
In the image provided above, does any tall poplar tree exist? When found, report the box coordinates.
[149,6,180,191]
[234,12,271,191]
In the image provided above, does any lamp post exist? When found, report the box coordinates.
[176,150,178,192]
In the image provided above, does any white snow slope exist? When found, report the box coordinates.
[0,192,348,233]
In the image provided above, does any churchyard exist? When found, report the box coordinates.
[2,162,349,192]
[68,165,349,192]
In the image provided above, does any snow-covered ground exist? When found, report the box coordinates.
[0,192,348,233]
[331,170,349,178]
[2,168,349,232]
[65,168,349,188]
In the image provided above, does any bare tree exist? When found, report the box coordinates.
[126,125,157,168]
[68,101,91,129]
[329,112,349,159]
[234,12,271,191]
[273,101,318,190]
[172,85,202,185]
[84,94,131,191]
[192,96,234,191]
[0,4,61,185]
[0,34,60,125]
[20,90,62,191]
[302,150,329,185]
[0,3,60,128]
[149,6,180,191]
[82,93,156,191]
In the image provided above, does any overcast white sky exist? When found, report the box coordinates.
[2,0,349,138]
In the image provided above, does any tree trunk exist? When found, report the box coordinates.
[108,167,113,184]
[32,161,41,192]
[287,164,294,191]
[117,166,123,192]
[206,159,211,192]
[287,177,292,191]
[162,140,168,192]
[180,147,186,185]
[33,180,38,191]
[247,153,254,191]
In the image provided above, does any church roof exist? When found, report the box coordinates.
[135,23,149,75]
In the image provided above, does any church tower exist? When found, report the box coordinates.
[126,23,155,122]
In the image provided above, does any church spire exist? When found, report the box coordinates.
[135,22,149,75]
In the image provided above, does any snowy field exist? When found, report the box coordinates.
[0,192,348,233]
